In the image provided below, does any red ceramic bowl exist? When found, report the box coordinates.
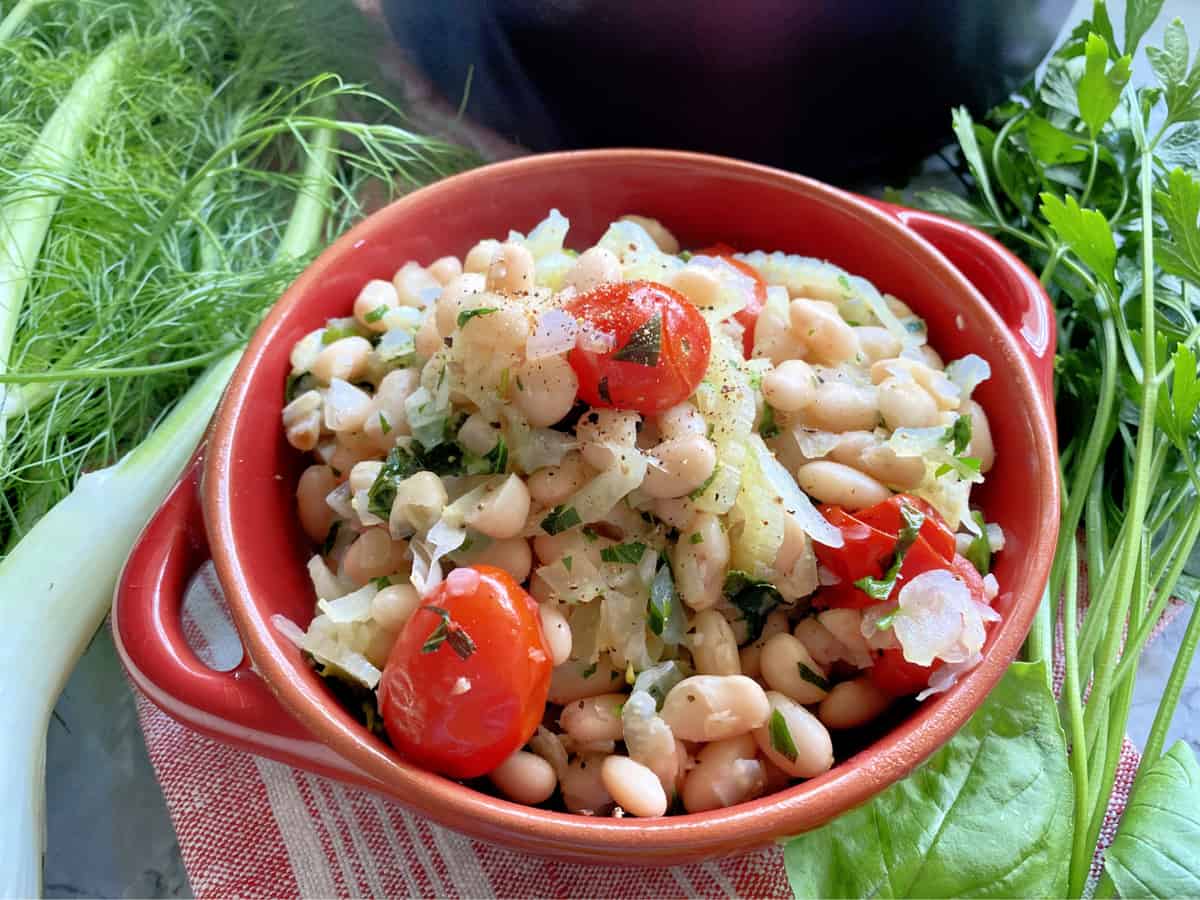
[114,150,1059,865]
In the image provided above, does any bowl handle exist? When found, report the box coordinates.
[112,453,377,784]
[865,199,1056,411]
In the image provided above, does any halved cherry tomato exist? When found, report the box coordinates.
[697,243,767,357]
[565,280,711,415]
[869,648,937,698]
[950,553,988,604]
[377,565,552,779]
[813,506,896,586]
[855,495,956,562]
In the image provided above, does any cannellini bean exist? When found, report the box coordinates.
[689,609,741,676]
[817,608,875,669]
[371,583,420,630]
[326,431,379,475]
[348,460,384,495]
[790,298,861,364]
[964,399,995,473]
[467,537,533,583]
[364,370,419,449]
[434,273,486,336]
[343,528,406,583]
[795,461,890,510]
[801,381,879,432]
[739,610,790,679]
[283,390,322,451]
[565,246,621,292]
[323,379,373,433]
[752,691,834,778]
[753,295,802,364]
[619,214,679,253]
[297,465,338,543]
[660,675,770,742]
[576,408,640,469]
[601,756,668,817]
[458,413,500,456]
[466,475,531,540]
[761,756,795,794]
[884,295,915,318]
[513,355,579,427]
[681,734,766,813]
[489,750,557,805]
[919,344,945,370]
[389,471,447,534]
[561,753,613,815]
[657,402,706,440]
[793,617,849,669]
[653,496,698,530]
[853,325,901,362]
[819,677,892,729]
[560,692,625,745]
[527,452,590,507]
[548,657,623,704]
[539,604,573,666]
[643,435,717,499]
[458,303,530,356]
[311,336,372,384]
[414,312,443,358]
[464,239,502,274]
[353,279,400,333]
[877,376,941,429]
[428,255,463,285]
[763,359,818,412]
[671,513,729,611]
[622,693,680,795]
[486,241,535,295]
[532,530,592,566]
[760,633,831,704]
[393,261,442,308]
[671,266,722,309]
[827,432,925,491]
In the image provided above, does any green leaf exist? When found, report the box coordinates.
[723,570,785,641]
[1157,122,1200,170]
[611,311,662,366]
[1039,192,1118,285]
[1162,344,1200,451]
[367,444,423,519]
[854,501,926,601]
[456,306,498,328]
[1149,18,1189,87]
[1089,0,1118,57]
[1156,167,1200,283]
[1105,742,1200,898]
[464,435,508,475]
[1077,33,1132,138]
[769,709,799,763]
[951,107,996,205]
[541,504,581,535]
[759,402,781,439]
[783,661,1072,899]
[965,511,992,576]
[913,189,998,230]
[1041,58,1082,118]
[797,662,831,692]
[600,541,647,565]
[1025,115,1088,165]
[1124,0,1166,56]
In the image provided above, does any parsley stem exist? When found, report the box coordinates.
[1039,245,1064,286]
[1140,598,1200,771]
[1063,538,1092,899]
[991,112,1029,214]
[1084,463,1107,586]
[1080,139,1100,209]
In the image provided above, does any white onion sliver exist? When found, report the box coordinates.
[325,482,354,520]
[307,554,354,600]
[917,652,983,701]
[750,437,843,548]
[527,308,578,360]
[793,427,843,460]
[318,583,377,623]
[323,378,371,432]
[271,614,307,649]
[893,569,983,666]
[945,354,992,397]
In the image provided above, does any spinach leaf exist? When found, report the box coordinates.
[723,570,785,642]
[1105,741,1200,898]
[783,661,1072,899]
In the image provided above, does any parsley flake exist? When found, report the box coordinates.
[601,542,647,565]
[457,307,498,328]
[541,504,582,534]
[419,605,476,659]
[611,312,662,366]
[769,708,799,762]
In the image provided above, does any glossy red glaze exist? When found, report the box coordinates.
[113,150,1059,865]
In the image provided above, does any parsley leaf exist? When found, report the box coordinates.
[367,444,424,518]
[854,501,926,601]
[1125,0,1167,57]
[419,605,476,660]
[797,662,832,692]
[321,324,358,345]
[456,307,498,328]
[611,312,662,366]
[759,402,781,439]
[1040,192,1118,287]
[1077,33,1132,138]
[541,504,581,535]
[965,510,992,576]
[363,305,389,324]
[1155,168,1200,284]
[723,570,785,642]
[601,542,647,565]
[769,708,799,763]
[945,413,973,455]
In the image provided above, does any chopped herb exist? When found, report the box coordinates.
[598,376,612,404]
[837,273,854,295]
[945,414,973,455]
[965,510,992,575]
[688,466,719,500]
[601,542,647,565]
[364,305,389,324]
[611,312,662,366]
[321,324,358,345]
[371,576,392,590]
[678,250,693,262]
[465,435,508,475]
[419,605,476,659]
[581,526,599,542]
[497,367,510,396]
[723,570,786,642]
[689,531,704,544]
[457,306,498,328]
[580,661,598,679]
[378,411,391,434]
[516,375,525,392]
[541,504,582,535]
[648,563,673,636]
[872,607,899,631]
[632,660,687,709]
[285,372,316,403]
[321,521,340,556]
[797,662,832,692]
[562,555,573,572]
[367,444,424,518]
[769,708,799,762]
[854,501,926,600]
[759,402,781,439]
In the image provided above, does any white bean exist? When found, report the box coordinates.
[601,755,668,817]
[681,734,766,813]
[621,693,680,795]
[464,239,501,275]
[652,496,698,530]
[311,336,372,384]
[793,617,848,669]
[801,381,879,432]
[486,241,535,295]
[372,583,420,631]
[548,657,623,704]
[565,246,621,293]
[753,293,803,363]
[527,452,590,507]
[539,604,573,666]
[283,390,322,451]
[389,471,447,534]
[458,413,500,456]
[964,399,995,473]
[489,750,558,805]
[348,460,384,495]
[513,355,579,427]
[690,609,742,675]
[297,464,338,543]
[819,677,892,730]
[343,528,405,584]
[434,272,486,336]
[559,692,625,745]
[353,279,400,333]
[739,610,790,679]
[660,675,770,742]
[853,325,901,363]
[760,633,831,704]
[671,266,722,309]
[794,461,890,510]
[877,376,941,429]
[428,255,463,285]
[763,359,818,412]
[576,408,640,470]
[393,261,442,308]
[817,608,875,669]
[752,691,834,778]
[827,432,925,491]
[414,311,443,359]
[642,435,717,499]
[670,513,729,611]
[619,214,679,253]
[790,298,861,364]
[657,402,706,440]
[560,753,613,815]
[466,475,531,540]
[467,537,533,584]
